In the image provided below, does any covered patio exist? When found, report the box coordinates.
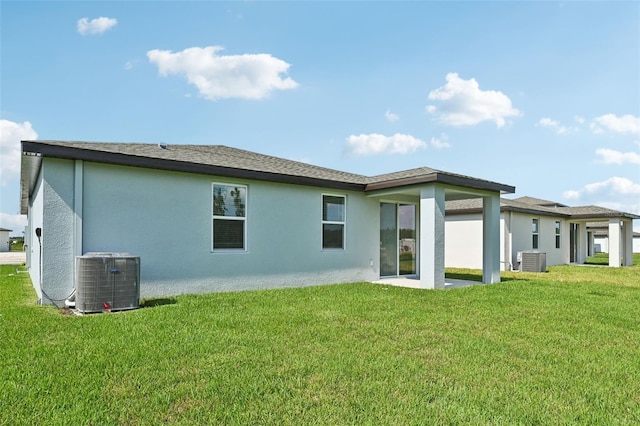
[364,169,515,289]
[567,207,639,267]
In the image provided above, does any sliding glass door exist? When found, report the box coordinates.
[380,203,416,276]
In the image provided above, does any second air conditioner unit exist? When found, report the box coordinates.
[520,251,546,273]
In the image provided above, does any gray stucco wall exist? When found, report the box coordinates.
[77,162,380,298]
[27,167,44,300]
[41,159,76,303]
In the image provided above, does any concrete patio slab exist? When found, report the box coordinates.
[373,276,489,289]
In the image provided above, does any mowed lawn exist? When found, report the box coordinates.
[1,255,639,425]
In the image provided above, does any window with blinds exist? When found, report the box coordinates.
[212,183,247,251]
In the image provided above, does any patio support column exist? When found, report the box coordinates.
[577,224,588,264]
[623,220,633,266]
[419,185,445,289]
[608,218,621,267]
[482,194,501,284]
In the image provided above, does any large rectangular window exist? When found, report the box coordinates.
[555,221,561,249]
[532,218,539,249]
[322,195,345,249]
[212,184,247,250]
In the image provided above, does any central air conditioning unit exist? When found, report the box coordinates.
[75,253,140,313]
[520,251,546,273]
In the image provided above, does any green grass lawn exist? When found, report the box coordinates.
[1,258,639,425]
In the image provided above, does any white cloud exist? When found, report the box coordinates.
[562,190,581,201]
[0,213,27,235]
[590,114,640,135]
[563,177,640,226]
[385,109,399,122]
[426,73,521,128]
[77,17,117,35]
[430,134,451,149]
[538,117,560,128]
[574,115,585,124]
[537,117,575,135]
[583,177,640,196]
[0,119,37,186]
[147,46,298,100]
[565,177,640,202]
[595,148,640,165]
[346,133,428,156]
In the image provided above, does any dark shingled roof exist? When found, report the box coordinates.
[447,197,640,220]
[556,205,640,220]
[20,140,516,213]
[512,196,569,208]
[446,198,571,217]
[23,141,368,184]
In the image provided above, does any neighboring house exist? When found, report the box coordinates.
[20,140,515,305]
[590,222,640,254]
[0,228,11,252]
[445,196,638,270]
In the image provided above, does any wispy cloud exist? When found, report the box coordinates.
[537,117,576,135]
[426,73,521,128]
[595,148,640,165]
[430,134,451,149]
[346,133,427,156]
[385,109,399,122]
[590,114,640,135]
[563,176,640,201]
[77,17,117,35]
[147,46,298,100]
[0,119,37,186]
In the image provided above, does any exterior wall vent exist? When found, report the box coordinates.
[520,251,546,273]
[75,253,140,313]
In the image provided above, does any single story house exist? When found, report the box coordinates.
[20,140,515,305]
[590,222,640,254]
[445,196,638,270]
[0,228,11,252]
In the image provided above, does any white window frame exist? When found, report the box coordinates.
[321,194,346,250]
[212,183,248,252]
[555,221,561,249]
[532,218,539,250]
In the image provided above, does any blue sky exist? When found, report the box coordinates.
[1,1,639,235]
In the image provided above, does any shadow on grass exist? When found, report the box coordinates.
[445,272,528,283]
[140,298,178,308]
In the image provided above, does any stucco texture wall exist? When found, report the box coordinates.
[508,213,568,267]
[445,213,485,270]
[81,163,380,298]
[27,158,77,305]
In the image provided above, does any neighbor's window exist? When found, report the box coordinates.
[322,195,346,249]
[212,184,247,250]
[532,218,539,249]
[555,221,561,249]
